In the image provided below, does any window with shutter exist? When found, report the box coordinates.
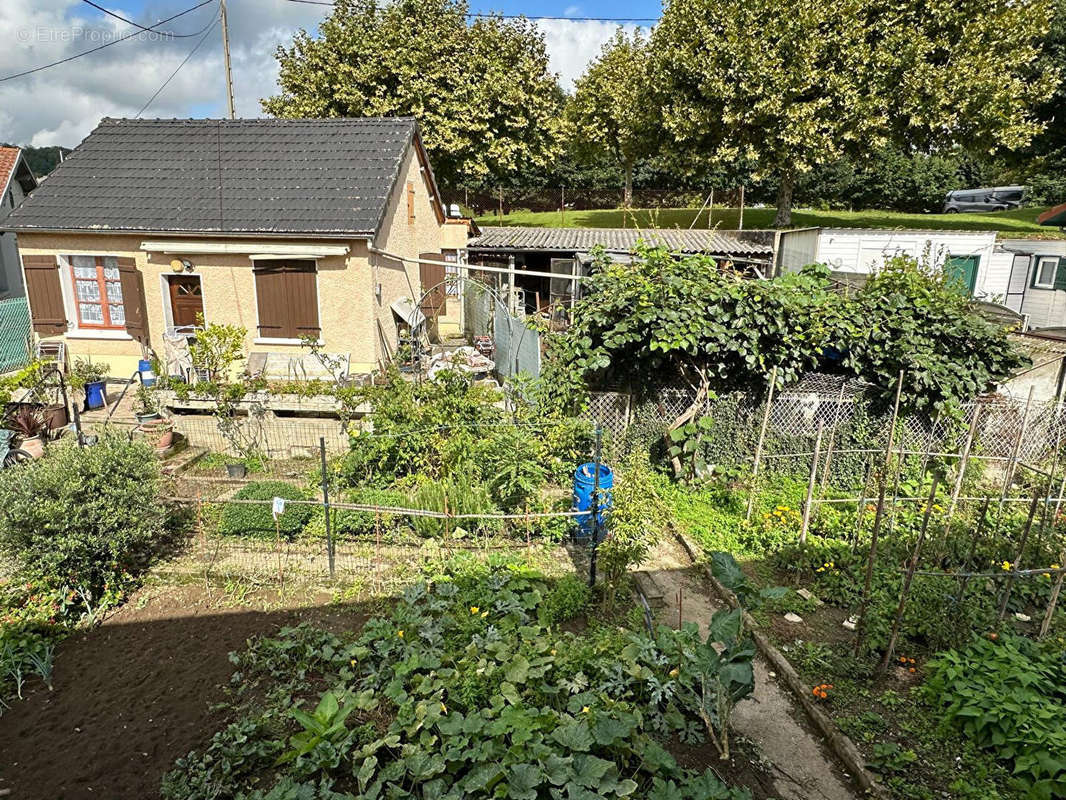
[253,260,320,341]
[22,254,67,335]
[1032,256,1060,289]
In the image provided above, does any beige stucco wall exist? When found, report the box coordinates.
[15,143,468,377]
[16,232,378,376]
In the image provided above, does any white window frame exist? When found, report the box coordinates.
[56,253,133,341]
[1034,256,1058,290]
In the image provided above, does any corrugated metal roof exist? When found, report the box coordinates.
[467,226,773,255]
[2,117,419,237]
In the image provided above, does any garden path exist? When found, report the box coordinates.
[642,537,858,800]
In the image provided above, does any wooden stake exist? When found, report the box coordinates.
[854,473,888,656]
[1040,546,1066,639]
[852,456,874,553]
[999,387,1034,511]
[745,365,778,521]
[820,383,848,493]
[878,475,940,673]
[800,421,824,544]
[997,493,1041,624]
[955,498,991,603]
[947,403,982,520]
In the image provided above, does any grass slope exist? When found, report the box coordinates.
[476,205,1064,238]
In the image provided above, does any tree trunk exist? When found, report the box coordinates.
[623,163,633,208]
[773,172,795,228]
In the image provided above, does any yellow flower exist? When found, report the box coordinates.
[440,702,448,714]
[581,706,590,714]
[470,606,479,614]
[397,630,405,638]
[1001,561,1012,571]
[1052,564,1061,571]
[669,668,679,678]
[816,567,825,573]
[550,649,557,656]
[481,611,488,618]
[350,659,357,667]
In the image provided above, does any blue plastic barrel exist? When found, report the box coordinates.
[85,380,107,409]
[138,358,156,387]
[572,462,613,542]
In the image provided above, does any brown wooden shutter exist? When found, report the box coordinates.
[116,257,149,344]
[407,181,415,224]
[419,252,446,316]
[254,261,319,340]
[21,254,67,335]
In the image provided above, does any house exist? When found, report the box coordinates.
[465,226,775,314]
[986,240,1066,331]
[776,227,1001,297]
[0,147,39,299]
[0,117,470,378]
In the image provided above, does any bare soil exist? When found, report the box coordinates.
[0,584,368,800]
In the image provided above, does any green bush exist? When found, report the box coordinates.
[336,487,412,537]
[0,435,164,597]
[540,575,592,625]
[218,481,312,540]
[411,477,499,538]
[925,635,1066,798]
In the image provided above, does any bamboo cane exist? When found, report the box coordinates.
[745,366,778,521]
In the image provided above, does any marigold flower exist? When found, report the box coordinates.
[908,667,916,674]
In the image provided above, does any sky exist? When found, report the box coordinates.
[0,0,657,149]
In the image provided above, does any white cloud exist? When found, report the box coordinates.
[0,1,642,146]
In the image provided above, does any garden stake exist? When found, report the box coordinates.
[275,512,283,585]
[996,493,1041,624]
[878,475,940,674]
[851,456,874,554]
[525,504,531,554]
[999,387,1034,513]
[854,473,888,657]
[1039,546,1066,639]
[819,383,847,494]
[946,403,982,520]
[955,498,992,604]
[745,365,777,521]
[677,587,683,629]
[800,421,824,544]
[589,427,603,588]
[320,438,335,580]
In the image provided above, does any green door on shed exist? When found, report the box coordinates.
[945,255,979,295]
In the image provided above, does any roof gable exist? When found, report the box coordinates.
[2,117,423,237]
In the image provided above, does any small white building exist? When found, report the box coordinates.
[986,240,1066,333]
[777,227,1003,298]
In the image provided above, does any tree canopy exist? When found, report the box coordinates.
[567,30,660,206]
[263,0,564,188]
[650,0,1057,226]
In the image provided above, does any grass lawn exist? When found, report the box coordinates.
[475,205,1065,238]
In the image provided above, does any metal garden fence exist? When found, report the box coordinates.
[0,297,30,374]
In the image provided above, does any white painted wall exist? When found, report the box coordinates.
[0,173,29,299]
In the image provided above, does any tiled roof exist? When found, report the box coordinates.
[2,118,419,237]
[467,226,773,256]
[0,147,19,196]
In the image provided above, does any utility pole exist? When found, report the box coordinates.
[220,0,236,119]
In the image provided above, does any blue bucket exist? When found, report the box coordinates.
[138,358,156,387]
[572,462,613,542]
[85,380,107,410]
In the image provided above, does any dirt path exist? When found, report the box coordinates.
[641,536,858,800]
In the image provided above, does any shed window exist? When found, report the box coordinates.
[1034,257,1058,289]
[253,260,321,341]
[69,255,125,329]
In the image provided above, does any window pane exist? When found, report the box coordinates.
[102,266,119,281]
[72,255,95,268]
[109,304,125,325]
[76,280,101,301]
[1039,260,1057,286]
[74,265,97,280]
[102,256,118,270]
[79,303,104,324]
[105,280,123,303]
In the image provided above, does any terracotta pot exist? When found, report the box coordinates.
[19,436,44,459]
[138,419,174,450]
[43,403,69,431]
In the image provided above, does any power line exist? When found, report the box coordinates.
[1,0,217,83]
[80,0,220,38]
[136,15,221,117]
[282,0,658,22]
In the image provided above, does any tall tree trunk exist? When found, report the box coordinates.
[623,162,633,208]
[773,172,795,228]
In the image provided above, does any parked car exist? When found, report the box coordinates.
[942,186,1026,213]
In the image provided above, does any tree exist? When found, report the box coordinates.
[568,30,659,206]
[263,0,564,189]
[650,0,1057,227]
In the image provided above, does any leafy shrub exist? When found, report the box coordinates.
[0,435,164,598]
[540,575,592,625]
[218,481,312,540]
[335,487,412,537]
[925,635,1066,798]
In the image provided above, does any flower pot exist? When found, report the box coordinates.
[135,411,163,424]
[226,463,247,479]
[85,380,107,410]
[138,419,174,450]
[43,403,69,431]
[19,435,44,459]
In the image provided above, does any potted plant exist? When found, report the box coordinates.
[69,358,111,410]
[138,417,175,453]
[5,406,47,459]
[133,384,162,423]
